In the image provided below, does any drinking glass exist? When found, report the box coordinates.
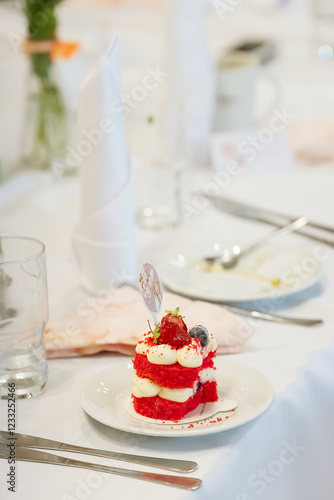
[135,163,182,230]
[0,236,48,399]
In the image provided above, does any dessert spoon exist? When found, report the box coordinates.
[204,217,308,269]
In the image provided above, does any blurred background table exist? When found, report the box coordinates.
[1,0,334,177]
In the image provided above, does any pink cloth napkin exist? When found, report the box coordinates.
[290,117,334,165]
[45,286,254,358]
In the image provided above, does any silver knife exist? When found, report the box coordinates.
[0,431,197,473]
[160,285,323,326]
[125,281,323,327]
[221,304,322,326]
[0,443,201,491]
[205,194,334,247]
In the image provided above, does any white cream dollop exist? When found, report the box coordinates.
[147,344,177,365]
[158,386,193,403]
[176,340,203,368]
[135,333,154,355]
[132,375,194,402]
[207,336,217,353]
[133,374,160,397]
[132,385,147,398]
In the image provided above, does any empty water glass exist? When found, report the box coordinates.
[0,236,48,398]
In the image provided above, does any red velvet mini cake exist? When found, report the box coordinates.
[131,308,218,421]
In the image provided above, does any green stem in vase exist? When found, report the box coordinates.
[32,83,66,158]
[25,0,61,78]
[24,0,68,169]
[25,0,59,38]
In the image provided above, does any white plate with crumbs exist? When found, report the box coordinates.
[158,242,321,303]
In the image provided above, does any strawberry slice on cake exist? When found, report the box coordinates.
[132,308,218,421]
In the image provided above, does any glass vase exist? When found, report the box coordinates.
[22,53,72,175]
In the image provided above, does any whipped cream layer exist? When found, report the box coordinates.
[132,368,216,403]
[135,332,217,368]
[147,344,177,365]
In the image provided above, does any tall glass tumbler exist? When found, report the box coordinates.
[0,236,48,398]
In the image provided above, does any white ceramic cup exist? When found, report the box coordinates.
[213,51,281,131]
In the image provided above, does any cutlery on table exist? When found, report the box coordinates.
[0,443,201,491]
[221,303,323,326]
[204,194,334,247]
[160,286,323,327]
[0,431,197,473]
[125,281,323,328]
[204,217,308,268]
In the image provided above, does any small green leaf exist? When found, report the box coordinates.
[153,325,161,343]
[165,307,182,317]
[148,320,161,343]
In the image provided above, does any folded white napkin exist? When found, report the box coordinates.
[72,36,137,294]
[164,0,216,166]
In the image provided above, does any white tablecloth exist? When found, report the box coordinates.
[0,166,334,500]
[1,1,334,497]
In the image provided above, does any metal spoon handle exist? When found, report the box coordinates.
[240,217,308,258]
[0,446,202,491]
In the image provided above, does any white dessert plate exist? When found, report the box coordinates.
[158,242,321,303]
[81,358,273,437]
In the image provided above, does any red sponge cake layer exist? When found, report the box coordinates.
[133,351,216,389]
[132,381,218,421]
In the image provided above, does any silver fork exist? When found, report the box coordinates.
[0,431,197,473]
[0,444,201,491]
